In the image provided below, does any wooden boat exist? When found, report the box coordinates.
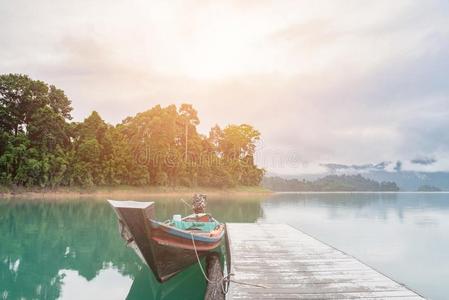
[108,199,227,283]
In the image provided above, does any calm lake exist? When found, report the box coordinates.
[1,193,448,299]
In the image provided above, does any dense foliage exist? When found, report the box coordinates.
[0,74,264,188]
[263,174,400,191]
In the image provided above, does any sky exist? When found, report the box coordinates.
[1,0,449,175]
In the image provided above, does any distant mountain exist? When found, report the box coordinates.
[363,171,449,191]
[262,174,399,192]
[270,171,449,191]
[266,170,449,192]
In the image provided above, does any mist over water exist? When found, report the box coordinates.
[1,193,448,299]
[260,193,449,299]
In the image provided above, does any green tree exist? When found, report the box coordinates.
[0,74,264,189]
[27,106,71,152]
[0,74,72,136]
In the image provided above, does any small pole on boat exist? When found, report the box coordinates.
[180,198,191,215]
[185,120,188,161]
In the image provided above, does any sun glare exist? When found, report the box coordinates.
[177,26,258,80]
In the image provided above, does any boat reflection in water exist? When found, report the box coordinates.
[126,259,207,300]
[0,196,264,300]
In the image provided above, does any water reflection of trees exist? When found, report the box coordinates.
[264,192,449,222]
[128,195,266,223]
[0,199,141,300]
[206,196,265,222]
[0,196,265,300]
[126,263,207,300]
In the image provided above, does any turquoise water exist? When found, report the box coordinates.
[1,193,448,299]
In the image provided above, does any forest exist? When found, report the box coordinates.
[262,174,400,192]
[0,74,264,189]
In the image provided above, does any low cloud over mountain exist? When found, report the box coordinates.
[321,161,391,172]
[411,157,437,165]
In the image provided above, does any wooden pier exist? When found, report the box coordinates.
[226,223,424,299]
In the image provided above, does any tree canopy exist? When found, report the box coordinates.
[0,74,264,188]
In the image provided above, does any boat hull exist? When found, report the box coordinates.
[108,200,224,282]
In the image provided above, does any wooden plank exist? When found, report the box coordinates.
[233,272,393,283]
[226,223,425,299]
[230,292,422,300]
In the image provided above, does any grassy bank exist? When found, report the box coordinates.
[0,185,272,199]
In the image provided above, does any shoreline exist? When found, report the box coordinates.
[0,185,272,199]
[272,191,449,194]
[2,187,446,200]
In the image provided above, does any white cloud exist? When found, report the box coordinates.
[1,0,448,174]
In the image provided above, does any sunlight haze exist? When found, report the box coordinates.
[1,0,449,174]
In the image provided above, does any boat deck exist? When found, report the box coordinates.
[226,223,425,299]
